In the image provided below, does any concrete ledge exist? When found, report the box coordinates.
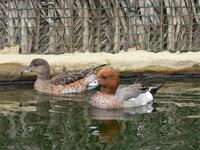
[0,50,200,80]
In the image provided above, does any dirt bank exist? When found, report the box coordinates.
[0,47,200,80]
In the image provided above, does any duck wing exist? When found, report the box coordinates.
[50,64,107,85]
[115,83,147,101]
[50,69,90,85]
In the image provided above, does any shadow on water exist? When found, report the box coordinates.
[0,77,200,149]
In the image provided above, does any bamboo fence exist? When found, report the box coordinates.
[0,0,200,54]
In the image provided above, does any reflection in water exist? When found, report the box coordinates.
[88,104,153,144]
[88,105,153,144]
[89,104,153,120]
[0,78,199,149]
[89,120,121,144]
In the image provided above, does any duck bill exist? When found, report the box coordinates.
[23,67,32,73]
[87,79,99,90]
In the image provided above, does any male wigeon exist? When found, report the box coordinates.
[89,68,164,109]
[23,58,105,95]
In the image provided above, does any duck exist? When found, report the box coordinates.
[23,58,106,95]
[89,68,164,109]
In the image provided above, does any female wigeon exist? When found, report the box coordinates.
[23,58,105,95]
[89,68,164,109]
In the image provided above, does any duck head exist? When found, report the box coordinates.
[97,68,119,95]
[24,58,50,80]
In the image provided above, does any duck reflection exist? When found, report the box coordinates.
[90,120,121,144]
[89,104,153,120]
[88,104,153,144]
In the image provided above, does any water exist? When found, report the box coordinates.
[0,78,200,150]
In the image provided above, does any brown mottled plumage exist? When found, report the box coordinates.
[24,58,105,95]
[50,64,106,85]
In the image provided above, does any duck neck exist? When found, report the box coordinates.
[36,73,50,81]
[36,65,50,81]
[100,87,117,95]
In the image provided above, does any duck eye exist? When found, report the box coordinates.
[34,63,40,67]
[101,76,108,80]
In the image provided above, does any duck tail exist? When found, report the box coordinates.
[92,64,108,71]
[148,83,165,96]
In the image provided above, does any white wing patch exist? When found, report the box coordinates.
[124,91,153,108]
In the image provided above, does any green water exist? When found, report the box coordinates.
[0,78,200,150]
